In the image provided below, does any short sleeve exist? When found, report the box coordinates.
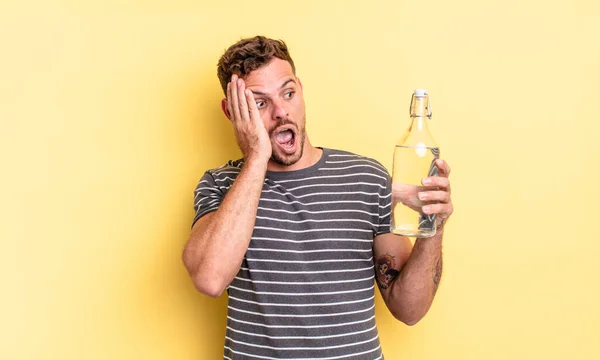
[375,170,392,236]
[191,171,224,228]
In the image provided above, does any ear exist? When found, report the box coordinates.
[221,98,232,121]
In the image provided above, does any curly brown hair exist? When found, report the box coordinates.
[217,36,296,95]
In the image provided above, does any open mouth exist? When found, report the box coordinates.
[274,127,297,153]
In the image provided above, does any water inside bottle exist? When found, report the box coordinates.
[391,145,439,237]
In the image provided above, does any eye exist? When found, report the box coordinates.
[256,100,266,109]
[284,91,295,99]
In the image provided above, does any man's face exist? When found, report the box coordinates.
[242,58,307,166]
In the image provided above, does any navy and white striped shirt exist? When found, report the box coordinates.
[193,148,392,359]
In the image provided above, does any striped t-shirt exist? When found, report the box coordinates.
[193,148,392,359]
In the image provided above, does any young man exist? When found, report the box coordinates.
[183,36,453,359]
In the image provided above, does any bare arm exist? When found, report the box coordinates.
[183,158,267,297]
[374,231,443,325]
[374,159,452,325]
[182,75,271,297]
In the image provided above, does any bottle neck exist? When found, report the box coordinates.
[410,94,431,118]
[399,92,438,147]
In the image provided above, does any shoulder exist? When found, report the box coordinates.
[195,158,244,191]
[324,148,389,177]
[205,158,244,178]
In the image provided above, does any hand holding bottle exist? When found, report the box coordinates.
[417,159,452,231]
[392,158,453,233]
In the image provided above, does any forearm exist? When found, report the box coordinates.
[388,230,443,325]
[184,158,267,296]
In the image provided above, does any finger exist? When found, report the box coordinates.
[236,78,249,121]
[422,176,450,190]
[422,203,453,216]
[434,159,450,177]
[245,89,261,122]
[418,190,450,203]
[226,82,234,122]
[230,76,242,122]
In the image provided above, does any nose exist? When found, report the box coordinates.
[271,99,288,120]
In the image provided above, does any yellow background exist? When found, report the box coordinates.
[1,0,599,359]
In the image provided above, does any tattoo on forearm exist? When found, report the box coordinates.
[433,257,443,295]
[376,253,399,289]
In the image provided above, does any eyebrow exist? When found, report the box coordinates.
[251,79,296,96]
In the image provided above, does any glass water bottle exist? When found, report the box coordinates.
[391,89,439,238]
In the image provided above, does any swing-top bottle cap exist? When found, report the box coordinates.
[414,89,428,96]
